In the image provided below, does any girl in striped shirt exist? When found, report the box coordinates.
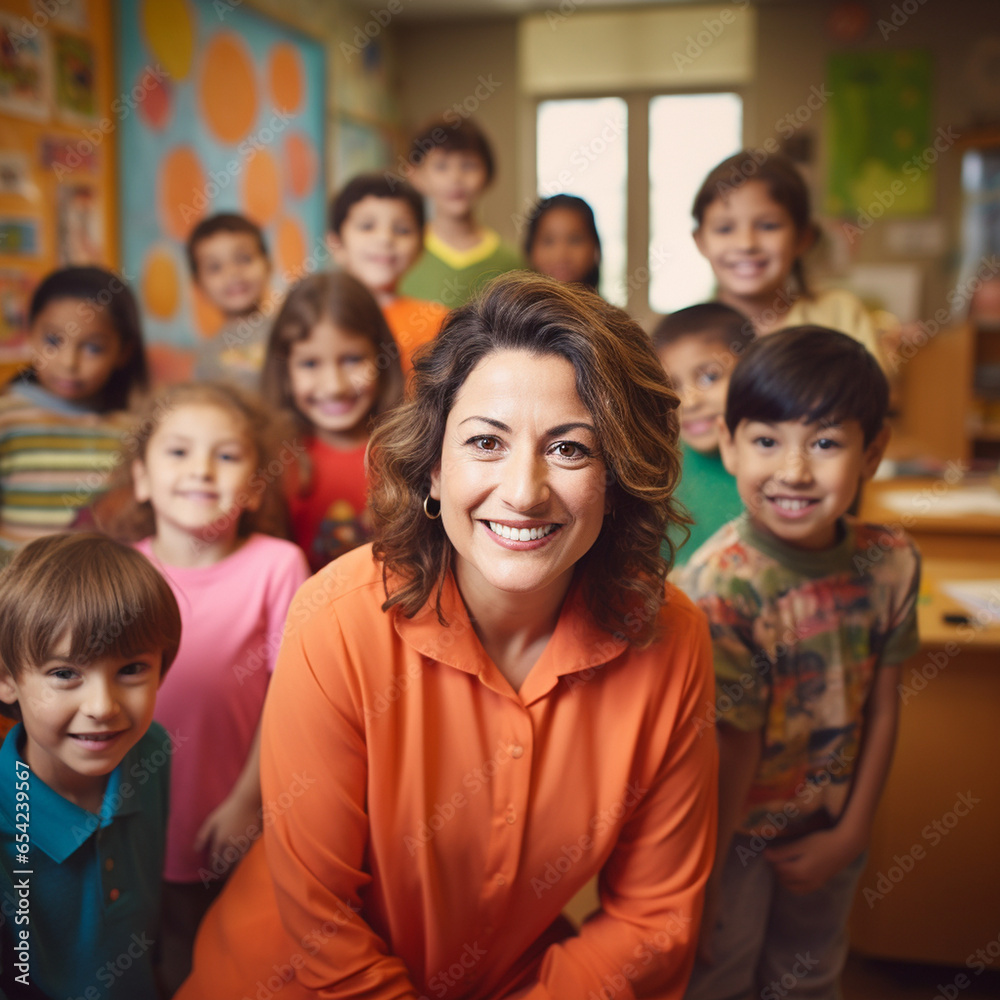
[0,266,149,554]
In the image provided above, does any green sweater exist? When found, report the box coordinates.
[399,227,524,307]
[666,442,744,567]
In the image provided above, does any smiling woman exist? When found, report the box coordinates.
[178,273,718,1000]
[373,270,688,642]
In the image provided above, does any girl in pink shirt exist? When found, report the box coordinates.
[112,382,309,994]
[261,272,404,572]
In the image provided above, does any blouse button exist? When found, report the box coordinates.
[510,745,524,759]
[109,888,120,902]
[105,858,114,871]
[496,876,505,887]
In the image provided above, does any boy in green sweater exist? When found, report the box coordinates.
[654,303,754,566]
[400,118,523,307]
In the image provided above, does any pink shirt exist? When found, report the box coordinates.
[136,534,310,882]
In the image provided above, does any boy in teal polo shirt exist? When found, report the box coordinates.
[0,533,181,999]
[654,302,754,567]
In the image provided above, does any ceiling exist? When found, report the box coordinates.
[378,0,780,23]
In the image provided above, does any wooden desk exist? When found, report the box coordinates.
[860,476,1000,560]
[849,557,1000,965]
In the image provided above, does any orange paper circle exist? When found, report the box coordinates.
[142,0,195,82]
[192,283,225,339]
[143,247,181,319]
[284,132,318,199]
[148,342,195,386]
[199,32,258,145]
[159,146,206,241]
[268,43,304,115]
[242,148,282,226]
[137,70,172,131]
[275,217,308,276]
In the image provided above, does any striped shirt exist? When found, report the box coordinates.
[0,379,131,548]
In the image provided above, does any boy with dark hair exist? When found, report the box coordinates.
[0,533,182,999]
[187,212,272,389]
[327,173,448,372]
[679,326,920,1000]
[653,302,754,565]
[399,118,523,308]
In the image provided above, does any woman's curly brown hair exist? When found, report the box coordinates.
[368,272,687,648]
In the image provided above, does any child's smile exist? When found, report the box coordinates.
[695,179,810,310]
[721,416,885,550]
[329,195,422,304]
[29,299,128,408]
[131,403,261,557]
[288,320,380,448]
[193,231,270,318]
[657,335,737,455]
[0,643,162,813]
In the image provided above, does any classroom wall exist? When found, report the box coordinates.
[392,0,1000,322]
[393,16,521,246]
[0,0,118,365]
[249,0,402,189]
[751,0,998,326]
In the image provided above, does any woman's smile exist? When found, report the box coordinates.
[431,349,607,608]
[484,519,562,545]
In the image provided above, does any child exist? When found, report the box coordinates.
[188,213,272,389]
[653,302,753,566]
[327,173,449,372]
[399,118,523,307]
[262,272,404,572]
[524,194,602,290]
[0,532,182,999]
[113,382,310,993]
[0,266,148,550]
[693,151,886,366]
[679,327,920,1000]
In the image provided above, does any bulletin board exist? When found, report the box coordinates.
[117,0,326,376]
[0,0,117,369]
[825,50,933,218]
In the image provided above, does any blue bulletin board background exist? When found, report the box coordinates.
[118,0,325,375]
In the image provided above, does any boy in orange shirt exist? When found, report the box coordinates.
[327,174,448,373]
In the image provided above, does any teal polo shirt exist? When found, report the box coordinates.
[666,442,745,568]
[1,722,171,999]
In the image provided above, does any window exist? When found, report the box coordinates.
[535,98,628,305]
[648,93,743,313]
[535,92,743,316]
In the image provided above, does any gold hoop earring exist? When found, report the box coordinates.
[423,495,441,520]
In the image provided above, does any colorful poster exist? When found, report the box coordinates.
[0,153,33,198]
[57,183,103,264]
[54,0,90,31]
[826,51,934,218]
[40,133,100,174]
[55,32,97,121]
[0,14,52,121]
[0,270,32,347]
[118,0,326,351]
[0,219,40,257]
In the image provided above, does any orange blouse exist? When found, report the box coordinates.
[179,545,717,1000]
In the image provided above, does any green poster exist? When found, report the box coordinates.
[826,50,933,217]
